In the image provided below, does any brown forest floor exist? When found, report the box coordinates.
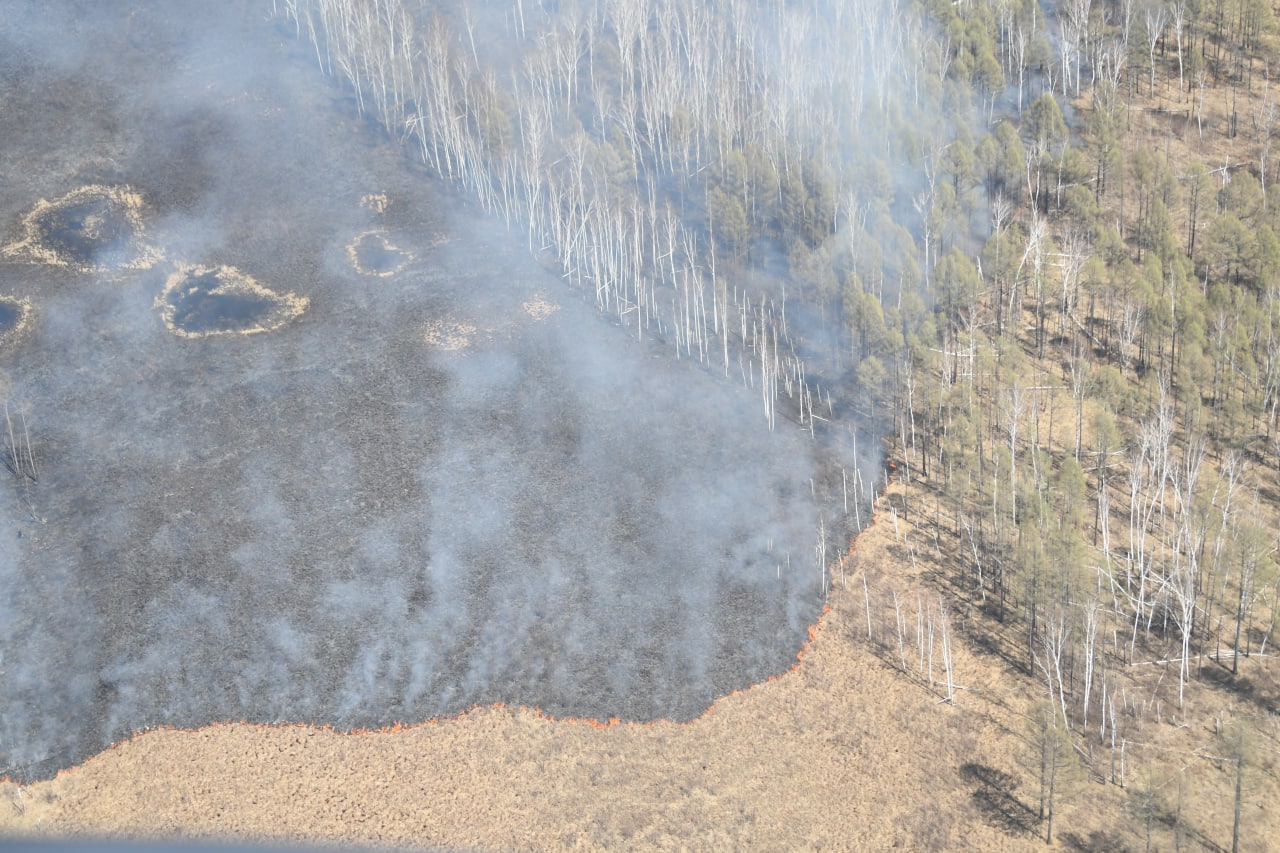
[9,482,1270,852]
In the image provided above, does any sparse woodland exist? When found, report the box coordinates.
[278,0,1280,846]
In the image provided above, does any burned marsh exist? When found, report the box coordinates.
[0,1,873,780]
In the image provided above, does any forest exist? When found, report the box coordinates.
[277,0,1280,846]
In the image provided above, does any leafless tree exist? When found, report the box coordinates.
[1143,5,1168,97]
[1170,0,1187,94]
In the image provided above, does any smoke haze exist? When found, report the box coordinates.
[0,0,877,781]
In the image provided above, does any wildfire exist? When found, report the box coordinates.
[4,499,883,786]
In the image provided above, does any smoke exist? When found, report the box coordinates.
[0,0,880,783]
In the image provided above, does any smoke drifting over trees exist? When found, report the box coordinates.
[284,0,950,430]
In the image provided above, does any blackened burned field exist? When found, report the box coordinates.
[35,192,133,267]
[0,1,870,781]
[164,276,273,332]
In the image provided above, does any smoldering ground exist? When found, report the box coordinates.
[0,1,876,781]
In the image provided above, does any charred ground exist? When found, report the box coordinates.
[0,0,873,781]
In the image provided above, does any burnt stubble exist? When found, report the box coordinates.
[0,0,872,781]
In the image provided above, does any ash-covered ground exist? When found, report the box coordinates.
[0,1,875,780]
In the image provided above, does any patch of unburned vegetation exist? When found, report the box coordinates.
[423,317,478,350]
[521,294,559,321]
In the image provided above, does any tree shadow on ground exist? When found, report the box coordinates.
[1059,829,1132,851]
[1158,811,1227,853]
[963,622,1033,677]
[1198,658,1280,715]
[959,762,1037,836]
[1058,802,1225,851]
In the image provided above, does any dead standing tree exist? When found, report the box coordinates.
[0,369,42,525]
[0,370,36,485]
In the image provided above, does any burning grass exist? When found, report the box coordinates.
[155,264,308,338]
[3,185,161,273]
[346,229,412,277]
